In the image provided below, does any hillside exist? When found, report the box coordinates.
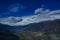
[26,19,60,33]
[1,19,60,40]
[15,19,60,40]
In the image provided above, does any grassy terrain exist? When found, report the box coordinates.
[14,31,60,40]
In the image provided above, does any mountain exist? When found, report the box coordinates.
[0,23,29,31]
[0,23,14,30]
[0,28,19,40]
[1,19,60,33]
[14,19,60,40]
[0,23,20,40]
[25,19,60,33]
[1,19,60,40]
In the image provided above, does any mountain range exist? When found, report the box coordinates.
[0,19,60,40]
[25,19,60,33]
[0,19,60,32]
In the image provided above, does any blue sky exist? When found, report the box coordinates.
[0,0,60,26]
[0,0,60,17]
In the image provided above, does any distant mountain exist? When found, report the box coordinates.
[0,23,14,30]
[25,19,60,33]
[1,19,60,33]
[15,19,60,40]
[1,19,60,40]
[0,23,29,31]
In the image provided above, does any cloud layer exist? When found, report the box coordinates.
[0,3,26,16]
[0,8,60,26]
[8,3,25,13]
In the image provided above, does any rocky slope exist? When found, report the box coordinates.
[26,19,60,33]
[15,19,60,40]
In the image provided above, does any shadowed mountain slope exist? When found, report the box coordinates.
[25,19,60,33]
[0,24,19,40]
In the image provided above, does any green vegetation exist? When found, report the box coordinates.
[15,31,60,40]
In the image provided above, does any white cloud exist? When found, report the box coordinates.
[0,15,40,26]
[0,8,60,26]
[8,3,26,13]
[47,10,60,15]
[10,6,19,12]
[35,8,60,16]
[0,16,23,26]
[35,8,50,16]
